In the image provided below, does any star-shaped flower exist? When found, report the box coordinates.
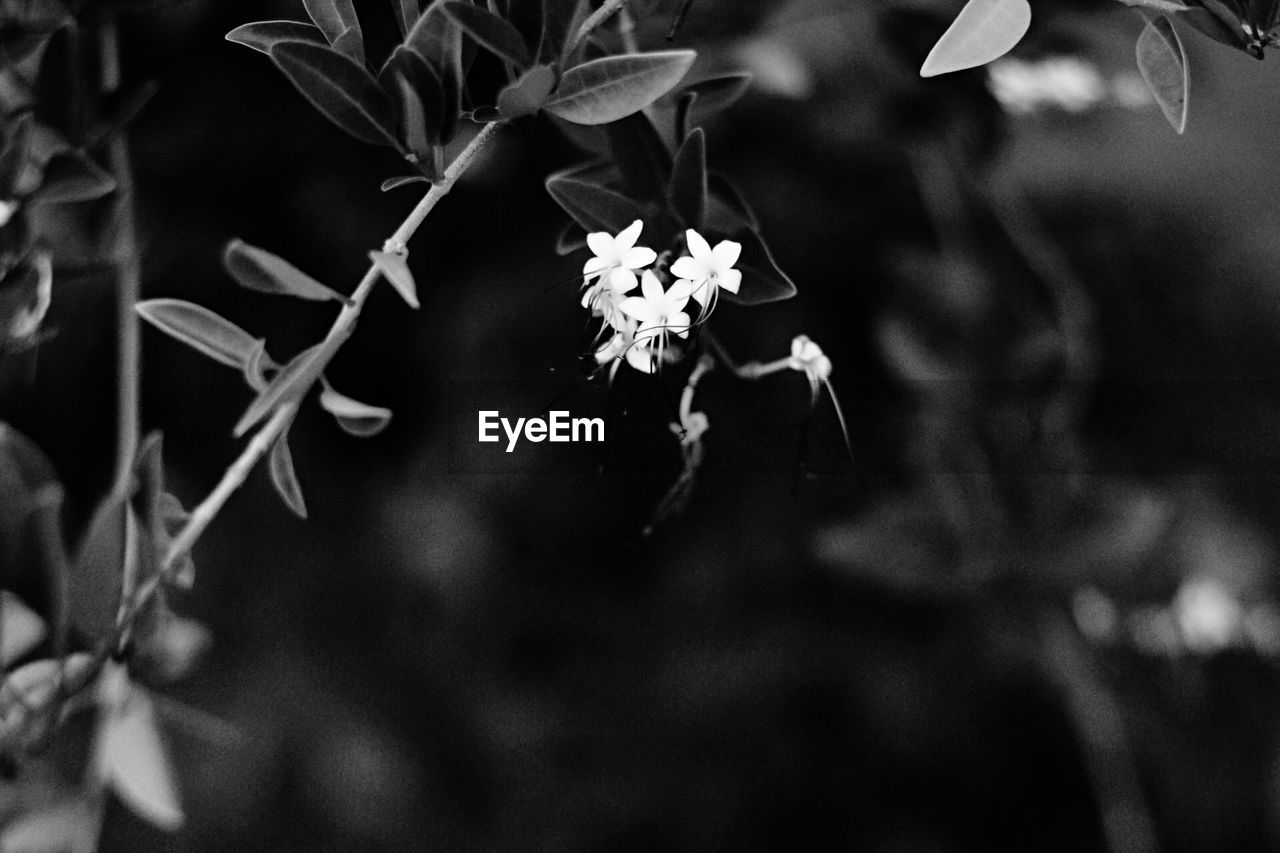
[619,271,692,374]
[582,219,656,296]
[670,229,742,313]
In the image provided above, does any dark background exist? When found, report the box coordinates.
[11,0,1280,850]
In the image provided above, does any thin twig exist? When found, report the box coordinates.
[570,0,625,52]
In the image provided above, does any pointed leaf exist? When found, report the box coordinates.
[606,112,671,205]
[70,495,127,641]
[919,0,1032,77]
[1118,0,1188,11]
[555,221,587,255]
[303,0,364,63]
[136,299,259,369]
[545,175,646,234]
[223,239,345,302]
[268,434,307,519]
[319,385,394,437]
[680,73,753,120]
[1179,2,1248,49]
[546,50,696,125]
[225,20,327,54]
[101,688,184,831]
[706,172,759,233]
[381,175,432,191]
[722,230,797,306]
[0,591,45,666]
[443,1,531,67]
[497,63,556,118]
[268,41,400,147]
[369,251,420,308]
[669,128,706,228]
[1135,14,1189,134]
[0,113,33,196]
[234,344,324,438]
[394,0,421,36]
[379,46,447,149]
[31,152,116,204]
[407,2,464,144]
[242,339,277,393]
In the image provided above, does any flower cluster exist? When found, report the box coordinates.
[580,220,741,375]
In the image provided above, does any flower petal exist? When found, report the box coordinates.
[615,220,644,252]
[669,256,703,281]
[685,228,711,260]
[623,246,657,270]
[619,296,656,324]
[665,278,693,309]
[640,269,664,302]
[668,310,692,338]
[626,343,656,373]
[586,231,614,258]
[711,239,742,270]
[607,268,638,294]
[583,256,609,275]
[718,268,742,294]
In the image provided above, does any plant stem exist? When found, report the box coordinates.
[160,120,501,576]
[102,18,141,501]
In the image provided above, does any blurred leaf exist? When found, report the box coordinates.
[545,51,696,125]
[919,0,1031,77]
[100,685,184,831]
[393,0,421,36]
[0,590,45,666]
[1135,14,1188,133]
[0,798,100,853]
[136,299,259,369]
[497,63,556,118]
[877,314,967,385]
[679,73,752,126]
[90,81,161,148]
[268,433,307,519]
[545,174,645,233]
[706,173,759,233]
[303,0,364,63]
[443,1,531,67]
[1119,0,1189,11]
[1179,1,1248,50]
[606,112,671,205]
[30,152,116,204]
[540,0,582,63]
[269,41,400,148]
[722,229,796,305]
[223,239,344,302]
[555,221,587,255]
[225,20,328,54]
[241,338,277,393]
[380,46,447,149]
[668,127,706,228]
[1,653,94,717]
[319,383,394,437]
[369,250,419,308]
[407,1,464,143]
[381,174,431,191]
[0,112,33,196]
[70,494,126,641]
[234,343,324,438]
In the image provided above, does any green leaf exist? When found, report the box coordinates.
[394,0,422,36]
[668,127,706,228]
[545,50,696,125]
[303,0,364,63]
[607,112,671,206]
[234,344,325,438]
[919,0,1031,78]
[137,299,259,369]
[242,338,277,393]
[679,73,752,130]
[269,41,400,148]
[722,229,797,306]
[223,239,344,302]
[381,174,432,191]
[443,0,531,67]
[369,250,420,308]
[497,63,556,118]
[269,433,307,519]
[100,684,184,830]
[319,384,394,437]
[407,2,465,144]
[545,175,646,234]
[541,0,582,63]
[555,221,586,255]
[0,113,33,196]
[1179,1,1248,50]
[1135,14,1189,134]
[1118,0,1189,12]
[70,495,127,641]
[225,20,328,54]
[0,591,45,666]
[31,153,116,204]
[380,46,447,149]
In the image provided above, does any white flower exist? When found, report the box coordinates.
[619,271,692,374]
[582,219,656,296]
[670,229,742,311]
[788,335,831,382]
[594,317,636,365]
[0,200,17,229]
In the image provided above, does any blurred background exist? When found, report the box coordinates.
[10,0,1280,849]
